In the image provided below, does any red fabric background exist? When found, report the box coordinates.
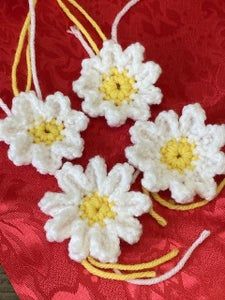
[0,0,225,299]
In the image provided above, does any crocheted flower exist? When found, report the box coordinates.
[0,91,89,175]
[73,40,162,127]
[125,103,225,203]
[38,156,151,263]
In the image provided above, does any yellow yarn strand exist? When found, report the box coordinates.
[56,0,99,54]
[149,177,225,211]
[12,13,31,96]
[25,43,32,92]
[81,260,156,280]
[142,187,168,226]
[66,0,107,41]
[87,249,179,271]
[149,207,168,227]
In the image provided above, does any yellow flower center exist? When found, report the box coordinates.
[28,118,64,145]
[79,192,116,227]
[99,67,137,106]
[160,137,198,173]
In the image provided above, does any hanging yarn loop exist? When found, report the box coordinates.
[28,0,42,99]
[12,11,33,96]
[81,230,210,283]
[66,0,107,41]
[67,26,95,57]
[87,249,179,271]
[111,0,140,43]
[81,260,156,281]
[124,230,211,285]
[56,0,101,54]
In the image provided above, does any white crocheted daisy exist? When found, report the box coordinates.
[0,91,89,175]
[125,103,225,203]
[38,156,151,263]
[73,40,162,127]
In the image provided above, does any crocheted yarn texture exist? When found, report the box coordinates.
[0,0,225,299]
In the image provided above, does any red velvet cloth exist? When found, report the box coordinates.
[0,1,225,299]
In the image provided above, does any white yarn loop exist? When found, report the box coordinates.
[28,0,43,100]
[0,98,11,116]
[67,26,95,58]
[111,0,140,43]
[114,230,211,285]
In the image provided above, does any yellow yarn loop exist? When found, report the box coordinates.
[28,119,64,145]
[81,260,156,280]
[99,67,137,106]
[12,12,33,96]
[25,43,32,92]
[87,248,179,271]
[147,177,225,211]
[56,0,100,54]
[66,0,107,42]
[79,192,116,226]
[160,137,197,173]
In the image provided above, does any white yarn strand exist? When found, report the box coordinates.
[0,98,11,116]
[115,230,211,285]
[131,170,140,184]
[67,26,95,58]
[28,0,42,100]
[111,0,140,43]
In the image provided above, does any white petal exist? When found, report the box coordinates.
[73,70,101,100]
[64,110,89,132]
[99,40,123,69]
[89,225,120,263]
[56,162,91,194]
[104,106,128,127]
[125,144,159,172]
[126,100,150,121]
[44,92,71,122]
[8,133,33,165]
[135,86,163,105]
[68,220,90,262]
[199,124,225,150]
[192,178,217,201]
[11,91,43,124]
[170,180,195,203]
[38,192,79,217]
[129,120,158,144]
[81,55,107,73]
[134,61,162,85]
[124,42,144,62]
[196,152,225,177]
[85,156,107,194]
[142,167,171,192]
[155,110,179,138]
[113,191,151,217]
[51,132,84,160]
[103,163,134,196]
[44,208,77,242]
[114,216,142,244]
[81,97,105,118]
[32,144,62,175]
[179,103,206,136]
[0,117,24,143]
[118,42,144,69]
